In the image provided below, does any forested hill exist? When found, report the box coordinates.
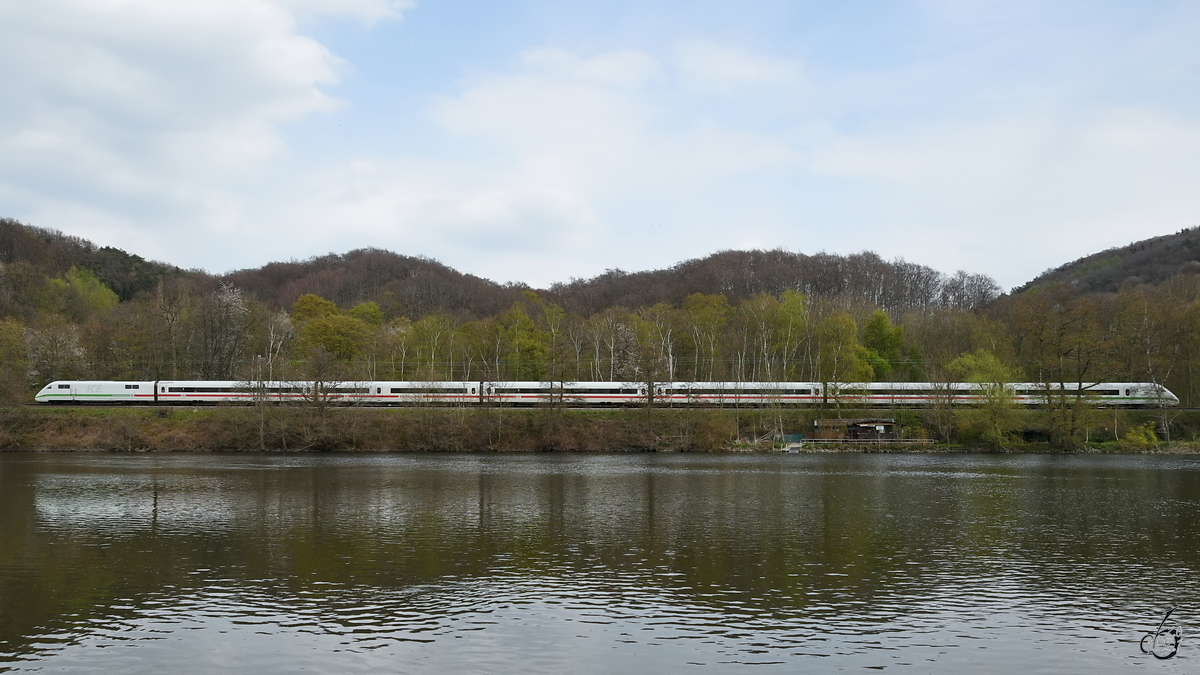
[0,218,187,302]
[1016,226,1200,294]
[547,250,1000,316]
[0,218,1002,318]
[228,248,1003,318]
[223,249,523,319]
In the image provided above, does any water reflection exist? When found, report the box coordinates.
[1,453,1199,672]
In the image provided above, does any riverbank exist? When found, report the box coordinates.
[0,405,1195,452]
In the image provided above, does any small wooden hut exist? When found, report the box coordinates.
[812,419,898,442]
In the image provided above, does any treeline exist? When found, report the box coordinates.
[2,218,1200,447]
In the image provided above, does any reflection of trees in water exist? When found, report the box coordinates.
[3,456,1200,661]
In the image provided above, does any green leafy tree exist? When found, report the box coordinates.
[862,310,905,380]
[1004,285,1112,448]
[636,302,680,382]
[410,314,454,379]
[775,290,808,380]
[683,293,731,381]
[734,294,781,382]
[297,314,371,361]
[499,303,549,380]
[43,267,119,323]
[816,311,873,404]
[347,301,384,328]
[378,316,413,379]
[949,349,1019,448]
[291,294,339,323]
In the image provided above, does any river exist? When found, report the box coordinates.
[0,452,1196,673]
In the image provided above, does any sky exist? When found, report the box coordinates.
[2,0,1199,290]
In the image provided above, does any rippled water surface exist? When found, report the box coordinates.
[2,452,1199,673]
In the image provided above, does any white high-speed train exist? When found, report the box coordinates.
[34,380,1180,407]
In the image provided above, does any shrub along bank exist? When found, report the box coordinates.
[0,406,1197,452]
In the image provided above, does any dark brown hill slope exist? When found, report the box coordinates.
[222,248,523,318]
[0,218,188,301]
[546,250,1001,316]
[1016,226,1200,294]
[226,248,1002,318]
[0,218,1003,319]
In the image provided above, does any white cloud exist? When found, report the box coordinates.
[803,105,1200,285]
[260,47,803,284]
[519,48,661,88]
[676,41,799,90]
[279,0,414,24]
[0,0,408,253]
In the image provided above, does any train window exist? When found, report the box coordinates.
[58,384,70,389]
[471,388,477,394]
[161,387,166,392]
[124,384,139,389]
[376,388,382,394]
[1125,389,1130,396]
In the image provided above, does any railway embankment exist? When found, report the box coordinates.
[0,405,1197,452]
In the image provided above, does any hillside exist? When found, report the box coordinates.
[546,249,1000,316]
[0,218,1000,318]
[0,218,189,301]
[224,248,1001,318]
[223,249,524,319]
[1016,226,1200,294]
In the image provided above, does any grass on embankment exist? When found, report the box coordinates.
[0,405,744,452]
[0,405,1196,452]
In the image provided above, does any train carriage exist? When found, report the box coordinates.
[374,381,479,405]
[483,381,647,406]
[661,382,822,406]
[154,380,376,404]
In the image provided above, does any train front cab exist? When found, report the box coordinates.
[35,380,157,404]
[34,381,71,403]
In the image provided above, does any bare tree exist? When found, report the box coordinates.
[192,283,254,380]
